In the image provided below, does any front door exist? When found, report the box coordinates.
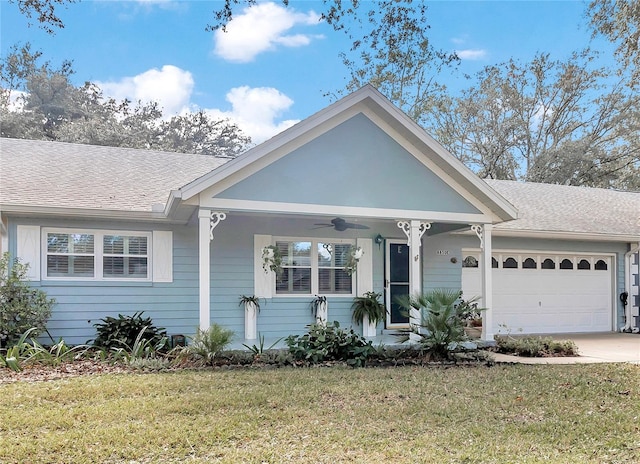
[386,240,410,328]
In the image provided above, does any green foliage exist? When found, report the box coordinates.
[183,324,234,366]
[92,311,167,351]
[351,291,387,325]
[239,295,263,313]
[398,289,467,359]
[495,336,579,357]
[0,252,54,347]
[285,321,376,367]
[242,334,282,357]
[0,328,89,372]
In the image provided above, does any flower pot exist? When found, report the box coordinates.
[464,326,482,339]
[244,301,258,340]
[315,300,328,326]
[362,314,377,337]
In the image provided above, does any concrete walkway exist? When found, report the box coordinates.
[493,333,640,364]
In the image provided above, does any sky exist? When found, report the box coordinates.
[0,0,614,144]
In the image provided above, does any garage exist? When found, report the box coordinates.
[461,251,614,334]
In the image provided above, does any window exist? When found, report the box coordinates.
[275,239,353,295]
[595,259,608,270]
[541,258,556,269]
[560,258,573,270]
[503,257,518,269]
[577,259,591,270]
[44,229,150,280]
[522,257,537,269]
[462,256,478,268]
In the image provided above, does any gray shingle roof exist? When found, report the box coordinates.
[0,138,224,213]
[486,179,640,238]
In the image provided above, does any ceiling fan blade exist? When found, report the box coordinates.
[345,223,370,230]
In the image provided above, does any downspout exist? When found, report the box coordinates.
[622,242,640,332]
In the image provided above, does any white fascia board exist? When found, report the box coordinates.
[489,228,640,243]
[200,197,493,224]
[0,204,176,223]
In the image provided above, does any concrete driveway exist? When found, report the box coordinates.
[493,333,640,364]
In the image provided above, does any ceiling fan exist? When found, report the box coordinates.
[313,217,370,232]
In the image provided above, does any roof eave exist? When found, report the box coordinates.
[492,228,640,243]
[0,204,177,223]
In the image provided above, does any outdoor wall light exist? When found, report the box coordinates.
[374,234,384,249]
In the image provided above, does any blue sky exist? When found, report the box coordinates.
[1,0,613,144]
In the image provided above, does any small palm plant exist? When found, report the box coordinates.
[397,288,467,359]
[184,324,233,366]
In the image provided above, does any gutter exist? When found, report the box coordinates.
[622,241,640,332]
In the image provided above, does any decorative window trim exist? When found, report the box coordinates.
[462,249,612,272]
[42,228,153,282]
[272,236,356,297]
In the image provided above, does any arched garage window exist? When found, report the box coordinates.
[595,259,608,270]
[463,256,478,268]
[560,258,574,269]
[577,259,591,270]
[492,257,499,268]
[503,257,518,268]
[522,257,537,269]
[541,258,555,269]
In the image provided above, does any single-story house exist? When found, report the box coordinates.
[1,85,639,344]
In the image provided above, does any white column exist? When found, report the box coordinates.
[480,224,493,341]
[198,209,226,331]
[398,220,431,331]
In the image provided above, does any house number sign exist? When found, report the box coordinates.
[436,250,450,255]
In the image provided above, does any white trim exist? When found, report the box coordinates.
[200,198,492,224]
[254,234,273,299]
[152,231,173,283]
[16,225,41,281]
[385,239,410,329]
[489,228,640,243]
[198,209,211,330]
[41,228,152,282]
[1,204,170,222]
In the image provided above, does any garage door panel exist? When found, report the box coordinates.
[462,252,613,334]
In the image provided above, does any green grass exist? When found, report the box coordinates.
[1,364,639,463]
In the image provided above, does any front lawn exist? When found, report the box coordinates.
[1,364,639,463]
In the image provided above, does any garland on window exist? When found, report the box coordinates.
[344,246,363,276]
[261,245,283,275]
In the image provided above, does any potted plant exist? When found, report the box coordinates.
[261,245,283,275]
[239,295,263,340]
[310,295,328,326]
[344,246,363,276]
[456,293,484,339]
[351,291,386,337]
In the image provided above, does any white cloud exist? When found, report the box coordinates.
[96,65,194,116]
[214,2,323,63]
[205,86,299,144]
[456,49,488,60]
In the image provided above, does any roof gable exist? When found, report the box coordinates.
[215,113,481,215]
[182,85,518,223]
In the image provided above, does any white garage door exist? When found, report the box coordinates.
[462,252,613,334]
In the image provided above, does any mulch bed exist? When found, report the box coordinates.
[0,360,130,384]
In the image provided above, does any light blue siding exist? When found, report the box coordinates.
[216,114,481,215]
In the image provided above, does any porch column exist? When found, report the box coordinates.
[472,224,493,341]
[398,220,431,329]
[198,209,227,331]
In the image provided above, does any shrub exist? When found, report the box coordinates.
[0,253,55,347]
[495,336,579,357]
[351,291,387,325]
[285,321,375,367]
[183,324,234,366]
[397,289,467,359]
[92,311,167,351]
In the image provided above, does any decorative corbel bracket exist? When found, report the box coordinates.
[470,224,483,249]
[209,211,227,241]
[397,221,432,246]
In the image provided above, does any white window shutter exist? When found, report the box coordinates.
[16,225,41,281]
[254,234,273,298]
[356,238,373,296]
[152,231,173,283]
